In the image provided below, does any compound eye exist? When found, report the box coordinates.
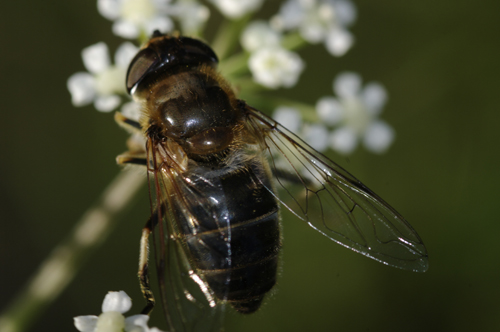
[126,48,158,93]
[180,37,218,66]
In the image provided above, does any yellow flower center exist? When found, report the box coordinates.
[342,97,372,135]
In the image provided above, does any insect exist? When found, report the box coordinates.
[115,31,428,331]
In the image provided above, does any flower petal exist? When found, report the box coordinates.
[334,71,361,99]
[82,42,111,74]
[74,315,98,332]
[325,28,353,57]
[125,314,150,332]
[102,291,132,313]
[115,42,139,68]
[143,15,174,37]
[335,0,357,26]
[330,126,358,154]
[95,95,122,112]
[171,2,210,35]
[97,0,122,20]
[67,72,96,107]
[316,96,343,126]
[273,106,302,133]
[363,121,395,153]
[113,20,140,39]
[302,123,329,152]
[209,0,263,19]
[362,82,387,116]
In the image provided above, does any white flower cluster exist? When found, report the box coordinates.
[238,0,356,89]
[241,21,305,89]
[74,291,164,332]
[274,72,394,155]
[271,0,357,57]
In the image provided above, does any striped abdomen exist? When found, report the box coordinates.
[174,160,281,313]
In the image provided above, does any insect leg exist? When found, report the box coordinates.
[139,217,156,315]
[114,111,142,133]
[117,155,148,166]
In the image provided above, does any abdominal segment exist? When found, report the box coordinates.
[174,160,281,313]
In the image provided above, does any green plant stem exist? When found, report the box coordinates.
[0,169,146,332]
[281,32,307,51]
[211,14,251,61]
[219,52,250,79]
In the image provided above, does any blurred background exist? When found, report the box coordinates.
[1,0,499,331]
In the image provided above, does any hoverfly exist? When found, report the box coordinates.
[115,31,428,332]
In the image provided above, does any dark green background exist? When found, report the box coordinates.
[1,1,499,331]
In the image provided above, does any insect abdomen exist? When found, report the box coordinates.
[176,161,281,313]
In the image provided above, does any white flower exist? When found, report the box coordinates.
[98,0,174,39]
[316,72,394,154]
[240,21,281,52]
[271,0,356,56]
[74,291,164,332]
[208,0,264,19]
[273,106,302,133]
[67,42,138,112]
[169,0,210,35]
[248,47,304,89]
[241,22,302,89]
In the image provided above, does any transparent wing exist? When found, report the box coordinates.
[243,105,428,272]
[147,140,230,332]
